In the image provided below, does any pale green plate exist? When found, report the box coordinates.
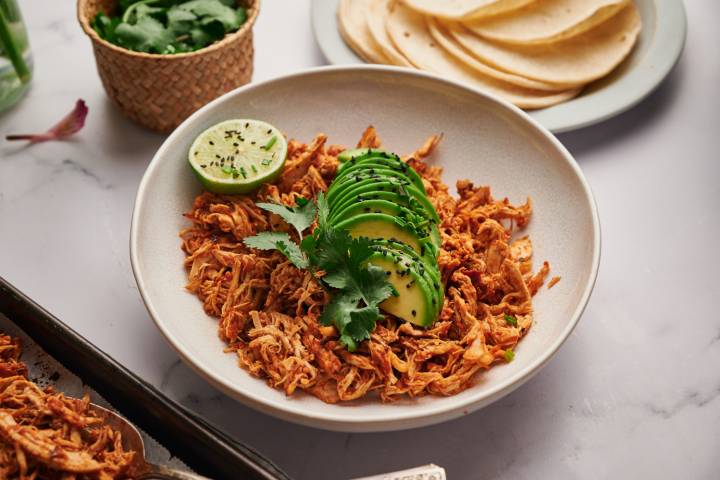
[311,0,686,133]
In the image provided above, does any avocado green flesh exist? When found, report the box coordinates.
[331,186,440,224]
[331,179,434,217]
[368,254,435,327]
[326,175,408,205]
[329,148,444,329]
[336,214,429,255]
[371,242,443,315]
[336,161,426,193]
[329,199,402,224]
[333,166,421,190]
[337,148,397,164]
[327,171,414,204]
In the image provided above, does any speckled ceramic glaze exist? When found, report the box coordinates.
[130,66,600,432]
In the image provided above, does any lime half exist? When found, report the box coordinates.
[188,119,288,194]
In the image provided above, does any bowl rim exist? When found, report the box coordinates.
[130,64,601,430]
[76,0,260,60]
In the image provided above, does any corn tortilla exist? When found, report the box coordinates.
[387,3,581,109]
[447,3,641,84]
[427,18,580,91]
[338,0,389,64]
[461,0,630,45]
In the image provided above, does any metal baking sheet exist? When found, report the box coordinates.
[0,313,190,472]
[0,276,291,480]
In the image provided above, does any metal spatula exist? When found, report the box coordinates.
[92,404,211,480]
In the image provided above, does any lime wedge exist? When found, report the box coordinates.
[188,119,288,194]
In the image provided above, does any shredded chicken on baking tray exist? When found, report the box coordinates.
[180,127,550,403]
[0,334,135,479]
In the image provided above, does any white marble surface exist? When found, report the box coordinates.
[0,1,718,479]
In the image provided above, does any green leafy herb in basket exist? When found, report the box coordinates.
[92,0,248,54]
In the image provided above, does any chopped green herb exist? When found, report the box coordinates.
[262,135,278,151]
[261,158,272,166]
[504,314,518,327]
[504,349,515,362]
[221,165,232,175]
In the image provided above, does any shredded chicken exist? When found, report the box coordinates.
[181,126,551,403]
[0,334,135,479]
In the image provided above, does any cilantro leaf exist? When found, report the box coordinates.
[94,0,248,54]
[243,232,308,269]
[115,16,175,53]
[167,8,197,35]
[306,192,395,351]
[242,191,395,352]
[256,199,317,238]
[177,0,241,31]
[92,13,121,43]
[504,314,518,327]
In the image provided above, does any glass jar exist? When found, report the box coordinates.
[0,0,32,113]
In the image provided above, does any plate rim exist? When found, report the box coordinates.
[130,65,601,431]
[309,0,687,133]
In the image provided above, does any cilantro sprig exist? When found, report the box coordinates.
[242,194,395,351]
[92,0,248,55]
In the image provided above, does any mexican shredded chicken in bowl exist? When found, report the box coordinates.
[180,127,551,403]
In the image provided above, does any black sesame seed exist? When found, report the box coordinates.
[411,310,416,317]
[209,141,214,145]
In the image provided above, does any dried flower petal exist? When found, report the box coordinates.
[6,99,88,143]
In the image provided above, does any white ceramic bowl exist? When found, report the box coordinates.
[131,66,600,432]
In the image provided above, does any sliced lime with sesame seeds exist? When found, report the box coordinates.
[188,119,288,194]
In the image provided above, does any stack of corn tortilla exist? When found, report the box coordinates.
[338,0,641,109]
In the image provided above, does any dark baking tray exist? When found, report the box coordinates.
[0,276,291,480]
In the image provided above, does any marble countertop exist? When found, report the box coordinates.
[1,1,718,479]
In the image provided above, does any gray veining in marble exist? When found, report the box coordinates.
[0,1,719,479]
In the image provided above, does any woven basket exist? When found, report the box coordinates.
[77,0,259,133]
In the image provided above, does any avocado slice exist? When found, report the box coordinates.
[327,170,418,204]
[331,182,440,224]
[368,252,436,327]
[372,239,441,285]
[337,148,397,164]
[327,175,411,206]
[330,200,441,252]
[334,213,433,256]
[336,162,426,193]
[370,241,443,315]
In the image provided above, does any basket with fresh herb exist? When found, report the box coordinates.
[92,0,248,54]
[77,0,258,133]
